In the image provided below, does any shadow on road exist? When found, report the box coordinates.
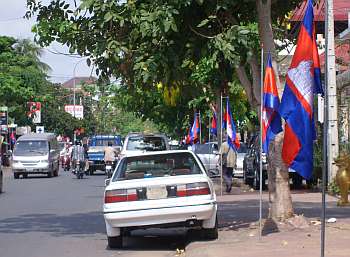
[107,229,214,251]
[217,199,350,232]
[0,212,105,237]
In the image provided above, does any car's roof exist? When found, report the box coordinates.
[123,150,194,158]
[91,135,121,139]
[126,132,167,137]
[17,133,56,141]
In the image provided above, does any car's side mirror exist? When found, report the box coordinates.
[105,179,111,187]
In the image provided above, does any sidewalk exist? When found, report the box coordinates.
[186,189,350,257]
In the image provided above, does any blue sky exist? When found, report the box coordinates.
[0,0,93,83]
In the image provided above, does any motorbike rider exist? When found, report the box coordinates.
[104,141,118,169]
[71,140,86,172]
[63,143,72,171]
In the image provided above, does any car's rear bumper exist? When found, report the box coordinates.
[104,202,217,228]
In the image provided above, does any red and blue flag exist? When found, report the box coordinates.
[210,105,217,136]
[190,113,200,144]
[262,53,282,154]
[226,99,240,150]
[279,0,321,179]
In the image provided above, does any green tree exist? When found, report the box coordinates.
[26,0,305,220]
[0,36,47,125]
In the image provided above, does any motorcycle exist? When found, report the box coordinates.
[105,160,115,178]
[62,155,71,171]
[73,160,84,179]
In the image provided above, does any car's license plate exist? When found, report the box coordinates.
[147,186,167,200]
[106,165,112,169]
[26,168,34,172]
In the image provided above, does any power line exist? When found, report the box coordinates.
[0,17,26,23]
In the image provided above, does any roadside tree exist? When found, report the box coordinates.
[26,0,306,221]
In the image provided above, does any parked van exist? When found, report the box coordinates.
[12,133,60,178]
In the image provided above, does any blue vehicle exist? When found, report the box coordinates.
[87,135,122,175]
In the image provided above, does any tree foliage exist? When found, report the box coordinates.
[0,36,48,124]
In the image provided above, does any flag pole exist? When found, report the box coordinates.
[199,111,202,144]
[209,113,211,172]
[322,0,332,256]
[220,93,223,196]
[259,47,264,241]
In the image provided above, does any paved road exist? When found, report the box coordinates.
[2,168,348,257]
[0,169,189,257]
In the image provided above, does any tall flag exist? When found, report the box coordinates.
[185,129,191,145]
[222,108,228,130]
[279,0,320,180]
[226,98,240,150]
[262,53,282,154]
[10,131,16,145]
[189,113,200,144]
[210,104,217,136]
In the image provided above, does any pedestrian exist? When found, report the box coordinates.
[71,140,85,171]
[220,136,237,193]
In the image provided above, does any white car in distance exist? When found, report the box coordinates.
[103,150,218,248]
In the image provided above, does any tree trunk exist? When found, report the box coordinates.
[268,132,294,219]
[256,0,294,221]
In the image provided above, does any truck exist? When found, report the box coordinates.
[87,135,122,175]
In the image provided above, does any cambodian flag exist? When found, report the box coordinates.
[10,131,16,145]
[185,129,191,145]
[262,53,282,154]
[279,0,320,180]
[190,113,200,144]
[210,105,217,136]
[226,99,240,150]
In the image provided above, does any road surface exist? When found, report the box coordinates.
[0,169,190,257]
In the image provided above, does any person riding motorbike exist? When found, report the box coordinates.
[71,140,86,177]
[104,142,118,177]
[62,143,72,171]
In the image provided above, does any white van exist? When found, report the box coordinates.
[12,133,60,178]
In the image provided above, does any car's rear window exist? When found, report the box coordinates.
[113,152,202,181]
[126,136,166,151]
[193,143,218,154]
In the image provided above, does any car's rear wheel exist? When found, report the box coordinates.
[201,217,218,240]
[14,173,19,179]
[107,235,123,249]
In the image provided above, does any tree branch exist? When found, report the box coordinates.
[235,65,257,108]
[189,25,215,39]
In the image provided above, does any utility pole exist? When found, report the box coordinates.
[325,0,339,182]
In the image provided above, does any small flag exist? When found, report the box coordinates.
[279,0,318,180]
[262,53,282,154]
[190,113,200,144]
[210,105,217,136]
[226,99,240,150]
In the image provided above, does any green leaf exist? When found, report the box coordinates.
[196,0,204,5]
[164,21,171,32]
[197,19,209,28]
[171,22,178,32]
[104,12,113,22]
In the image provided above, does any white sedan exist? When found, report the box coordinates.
[103,150,218,248]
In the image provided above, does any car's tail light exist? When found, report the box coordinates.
[104,189,138,203]
[177,182,211,197]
